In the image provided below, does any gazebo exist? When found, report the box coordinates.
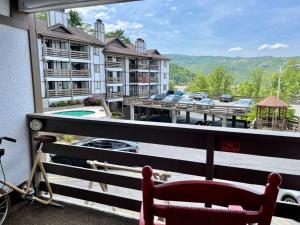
[255,96,288,130]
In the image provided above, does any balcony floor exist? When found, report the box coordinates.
[4,201,138,225]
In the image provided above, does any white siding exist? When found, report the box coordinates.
[0,24,33,185]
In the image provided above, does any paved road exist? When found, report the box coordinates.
[48,142,299,224]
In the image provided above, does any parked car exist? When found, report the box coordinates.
[176,97,197,108]
[181,93,195,99]
[165,90,174,96]
[279,190,300,204]
[220,94,234,102]
[161,94,181,106]
[174,90,184,96]
[150,94,164,100]
[194,92,209,100]
[195,98,215,107]
[51,138,139,168]
[234,99,254,107]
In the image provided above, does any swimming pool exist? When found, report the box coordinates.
[53,110,95,117]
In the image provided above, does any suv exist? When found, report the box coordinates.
[220,94,234,102]
[194,92,209,100]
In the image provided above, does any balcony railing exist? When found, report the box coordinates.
[48,89,72,97]
[129,64,159,71]
[70,50,89,60]
[43,47,69,58]
[150,77,158,83]
[43,47,90,60]
[106,61,123,69]
[107,92,123,99]
[72,70,90,77]
[106,76,123,84]
[46,69,70,78]
[27,114,300,222]
[47,88,91,98]
[72,88,92,96]
[150,89,158,95]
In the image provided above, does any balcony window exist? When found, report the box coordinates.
[48,81,55,90]
[94,64,100,73]
[94,47,100,56]
[94,81,101,90]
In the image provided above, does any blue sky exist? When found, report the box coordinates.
[73,0,300,57]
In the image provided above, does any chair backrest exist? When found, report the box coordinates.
[141,166,281,225]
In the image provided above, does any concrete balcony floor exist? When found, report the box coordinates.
[4,201,138,225]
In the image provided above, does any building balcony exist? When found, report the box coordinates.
[106,76,123,84]
[71,70,90,78]
[45,69,90,78]
[43,47,69,58]
[129,64,158,71]
[47,88,91,98]
[46,69,70,78]
[150,89,158,95]
[23,113,300,224]
[106,61,123,70]
[43,47,90,60]
[150,77,159,83]
[106,92,123,100]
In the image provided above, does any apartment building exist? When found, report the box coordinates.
[37,11,106,109]
[37,10,170,110]
[104,37,170,108]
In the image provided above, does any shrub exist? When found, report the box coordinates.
[56,101,67,107]
[83,97,102,106]
[63,135,75,143]
[112,112,123,119]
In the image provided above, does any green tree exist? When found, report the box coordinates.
[105,29,131,44]
[208,66,233,95]
[35,11,47,21]
[169,63,196,85]
[169,80,175,91]
[67,10,83,27]
[185,72,209,93]
[251,68,264,97]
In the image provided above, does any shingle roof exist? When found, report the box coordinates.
[257,96,288,108]
[36,20,105,47]
[104,37,170,60]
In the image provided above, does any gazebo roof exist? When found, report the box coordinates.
[257,96,288,108]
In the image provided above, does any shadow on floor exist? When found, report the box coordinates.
[4,201,138,225]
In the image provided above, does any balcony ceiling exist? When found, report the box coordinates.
[18,0,140,12]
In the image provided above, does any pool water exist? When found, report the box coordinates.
[53,110,95,117]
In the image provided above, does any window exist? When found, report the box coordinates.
[164,85,167,91]
[164,73,167,79]
[164,61,167,68]
[95,81,101,90]
[94,64,100,73]
[94,48,100,56]
[48,81,55,90]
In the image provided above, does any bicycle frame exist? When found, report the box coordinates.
[0,143,55,206]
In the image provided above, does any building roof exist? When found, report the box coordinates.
[104,37,170,60]
[257,96,288,108]
[36,20,105,47]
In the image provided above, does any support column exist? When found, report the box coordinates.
[212,115,215,122]
[186,111,190,124]
[171,110,177,123]
[232,115,236,128]
[222,115,227,127]
[204,114,207,123]
[130,105,134,120]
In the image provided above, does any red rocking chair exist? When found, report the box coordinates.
[140,166,281,225]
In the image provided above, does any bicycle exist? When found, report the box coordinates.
[0,135,62,224]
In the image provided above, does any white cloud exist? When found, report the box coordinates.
[228,47,243,52]
[235,8,242,12]
[73,5,116,20]
[187,11,193,15]
[171,6,177,10]
[173,30,180,34]
[145,13,154,17]
[258,43,288,50]
[105,20,143,32]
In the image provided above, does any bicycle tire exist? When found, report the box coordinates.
[0,189,10,225]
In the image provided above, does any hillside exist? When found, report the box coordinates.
[167,54,300,83]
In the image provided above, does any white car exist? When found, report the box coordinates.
[176,98,197,108]
[194,92,209,100]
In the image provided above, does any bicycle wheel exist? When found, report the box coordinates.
[0,189,10,225]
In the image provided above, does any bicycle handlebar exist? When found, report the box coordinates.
[0,137,16,143]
